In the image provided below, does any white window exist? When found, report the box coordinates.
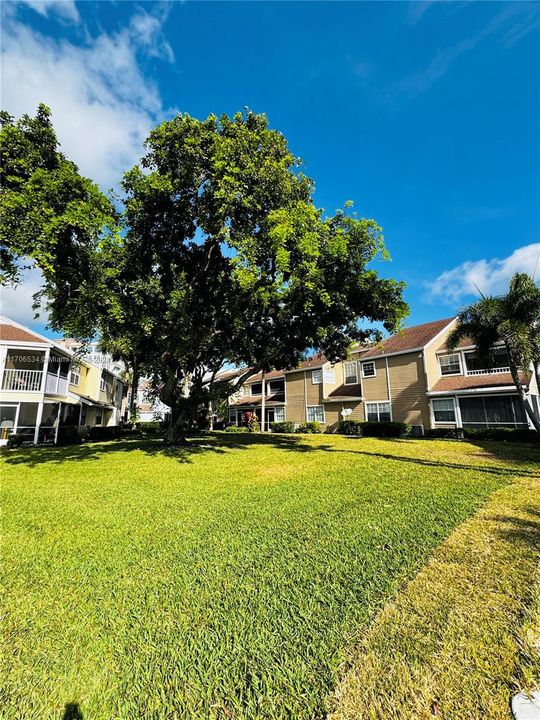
[228,410,237,424]
[311,369,323,384]
[432,398,456,423]
[69,364,80,386]
[366,402,391,422]
[100,376,107,392]
[344,361,358,385]
[361,361,376,378]
[274,407,285,422]
[307,405,325,423]
[439,353,461,376]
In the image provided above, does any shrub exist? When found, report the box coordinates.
[6,433,25,449]
[463,427,540,443]
[88,426,123,441]
[242,412,260,433]
[224,425,250,433]
[425,428,464,440]
[296,421,322,434]
[270,421,296,434]
[137,421,165,436]
[360,421,411,438]
[78,426,90,443]
[56,425,81,446]
[337,419,362,436]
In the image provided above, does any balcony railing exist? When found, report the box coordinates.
[2,369,43,392]
[45,373,69,395]
[466,366,511,376]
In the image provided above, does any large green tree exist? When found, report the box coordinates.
[0,105,117,310]
[3,107,408,443]
[447,272,540,432]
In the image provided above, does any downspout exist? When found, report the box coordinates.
[261,370,266,432]
[385,357,392,420]
[303,370,308,422]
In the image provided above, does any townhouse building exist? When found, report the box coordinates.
[0,317,125,445]
[226,317,539,433]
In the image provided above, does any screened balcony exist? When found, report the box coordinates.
[2,350,45,392]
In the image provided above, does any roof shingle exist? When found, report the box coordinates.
[431,372,529,392]
[362,318,455,359]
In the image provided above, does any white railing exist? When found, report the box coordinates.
[2,369,43,392]
[466,367,510,376]
[45,373,69,395]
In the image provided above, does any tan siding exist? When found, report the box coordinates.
[306,370,324,405]
[361,358,389,401]
[387,352,430,426]
[424,323,459,390]
[284,371,306,424]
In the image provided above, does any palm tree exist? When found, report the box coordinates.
[446,272,540,433]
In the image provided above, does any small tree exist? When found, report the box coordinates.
[447,271,540,432]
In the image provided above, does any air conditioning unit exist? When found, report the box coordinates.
[410,424,424,437]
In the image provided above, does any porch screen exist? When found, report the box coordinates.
[459,395,527,428]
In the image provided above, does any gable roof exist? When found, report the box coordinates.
[362,318,455,359]
[0,322,45,344]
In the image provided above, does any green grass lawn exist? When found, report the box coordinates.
[2,434,539,719]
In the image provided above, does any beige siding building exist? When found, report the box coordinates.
[226,317,539,433]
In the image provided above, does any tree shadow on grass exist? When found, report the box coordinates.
[1,432,328,468]
[490,506,540,550]
[3,433,539,479]
[62,704,83,720]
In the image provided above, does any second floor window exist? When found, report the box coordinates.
[250,382,263,395]
[361,361,376,378]
[311,369,322,384]
[100,377,107,393]
[69,365,80,386]
[439,353,461,375]
[344,361,358,384]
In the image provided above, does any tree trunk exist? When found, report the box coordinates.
[164,404,189,444]
[506,347,540,432]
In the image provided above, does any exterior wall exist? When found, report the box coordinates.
[323,400,365,431]
[424,322,458,389]
[283,370,307,424]
[360,357,389,402]
[387,352,430,427]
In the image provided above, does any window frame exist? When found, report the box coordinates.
[100,376,107,393]
[431,397,456,423]
[311,369,323,384]
[439,353,461,376]
[344,361,359,385]
[307,405,325,423]
[361,361,376,378]
[69,364,81,387]
[365,401,392,423]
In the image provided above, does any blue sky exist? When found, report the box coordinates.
[2,0,539,338]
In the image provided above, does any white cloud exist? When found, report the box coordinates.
[17,0,80,23]
[428,244,540,304]
[1,6,173,188]
[0,267,49,328]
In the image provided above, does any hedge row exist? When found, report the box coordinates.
[425,427,539,442]
[337,420,412,438]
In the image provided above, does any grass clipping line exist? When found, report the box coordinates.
[329,474,540,720]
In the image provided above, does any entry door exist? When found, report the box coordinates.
[266,409,275,431]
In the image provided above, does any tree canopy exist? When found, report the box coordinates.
[1,107,408,442]
[0,104,117,308]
